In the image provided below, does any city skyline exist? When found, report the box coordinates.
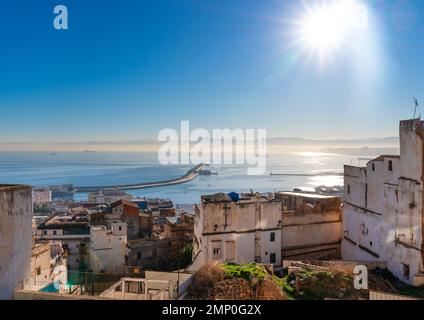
[1,0,424,145]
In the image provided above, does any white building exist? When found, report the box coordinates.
[0,185,33,299]
[276,192,342,260]
[28,242,67,291]
[191,193,282,270]
[35,216,90,270]
[342,119,424,286]
[32,188,52,205]
[89,221,128,273]
[88,189,132,204]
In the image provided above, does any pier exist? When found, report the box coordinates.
[74,164,204,192]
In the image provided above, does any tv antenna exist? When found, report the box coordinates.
[413,97,420,119]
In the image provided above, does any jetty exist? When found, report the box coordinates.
[74,163,204,192]
[270,172,343,177]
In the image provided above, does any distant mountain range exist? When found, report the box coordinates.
[267,136,399,146]
[0,136,400,152]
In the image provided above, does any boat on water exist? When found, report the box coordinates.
[199,169,218,176]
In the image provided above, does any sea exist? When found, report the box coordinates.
[0,149,368,204]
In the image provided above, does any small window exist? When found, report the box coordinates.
[53,230,57,235]
[347,185,351,194]
[211,241,222,258]
[270,253,276,264]
[137,251,142,260]
[118,226,122,231]
[371,163,375,171]
[388,160,393,172]
[403,264,410,279]
[43,230,47,235]
[36,267,41,275]
[270,232,275,242]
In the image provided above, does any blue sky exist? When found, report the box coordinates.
[1,0,424,143]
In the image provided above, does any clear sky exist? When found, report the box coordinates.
[1,0,424,144]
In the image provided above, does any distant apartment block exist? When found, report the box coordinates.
[342,119,424,286]
[32,188,52,205]
[0,185,33,299]
[49,184,74,201]
[88,189,132,204]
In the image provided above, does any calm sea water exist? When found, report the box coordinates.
[0,150,366,204]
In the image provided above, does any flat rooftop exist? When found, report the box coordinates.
[277,192,339,199]
[0,184,31,191]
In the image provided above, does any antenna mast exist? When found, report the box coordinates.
[413,97,419,119]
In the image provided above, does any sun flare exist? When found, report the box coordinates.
[294,0,368,62]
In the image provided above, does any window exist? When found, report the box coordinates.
[36,267,41,275]
[347,185,351,194]
[371,163,375,171]
[403,264,410,279]
[212,241,222,258]
[270,232,275,242]
[213,248,221,257]
[270,253,276,264]
[388,160,393,172]
[152,248,157,257]
[137,251,142,260]
[43,230,47,235]
[118,226,122,231]
[53,230,57,235]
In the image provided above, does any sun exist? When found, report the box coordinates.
[293,0,365,62]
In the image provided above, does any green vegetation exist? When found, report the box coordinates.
[272,275,295,300]
[222,263,268,281]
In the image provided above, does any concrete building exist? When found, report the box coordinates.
[89,222,128,273]
[163,214,194,250]
[0,184,33,299]
[191,193,282,270]
[99,271,194,300]
[139,212,153,239]
[49,184,74,201]
[111,200,140,240]
[88,189,132,205]
[29,242,67,291]
[342,119,424,286]
[36,216,90,270]
[276,192,342,260]
[32,188,52,205]
[127,239,171,270]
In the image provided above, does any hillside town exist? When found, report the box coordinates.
[2,119,424,300]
